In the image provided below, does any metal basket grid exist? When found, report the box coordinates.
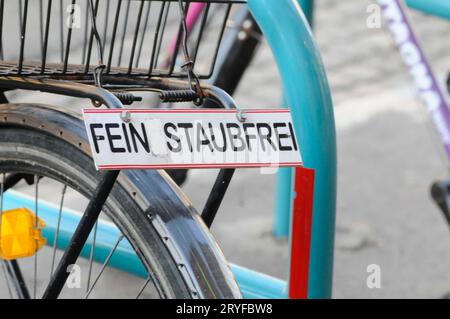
[0,0,245,80]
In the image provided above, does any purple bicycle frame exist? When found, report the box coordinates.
[379,0,450,159]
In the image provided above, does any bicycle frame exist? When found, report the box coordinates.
[379,0,450,161]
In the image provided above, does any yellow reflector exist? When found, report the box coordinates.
[0,208,46,260]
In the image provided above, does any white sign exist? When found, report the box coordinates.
[83,108,302,170]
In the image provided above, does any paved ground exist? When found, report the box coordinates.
[2,0,450,299]
[318,0,450,299]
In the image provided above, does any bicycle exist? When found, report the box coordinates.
[198,0,450,297]
[0,0,336,299]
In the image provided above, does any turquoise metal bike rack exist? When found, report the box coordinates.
[273,166,294,238]
[1,191,148,278]
[2,190,288,299]
[271,0,450,297]
[299,0,314,26]
[273,0,314,238]
[3,0,450,301]
[248,0,336,298]
[406,0,450,21]
[270,0,449,297]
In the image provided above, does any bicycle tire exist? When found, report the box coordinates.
[0,103,241,299]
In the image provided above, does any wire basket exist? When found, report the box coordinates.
[0,0,245,80]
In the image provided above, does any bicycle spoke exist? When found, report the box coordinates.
[86,221,98,293]
[85,234,124,299]
[136,277,151,299]
[4,260,30,299]
[33,174,39,299]
[50,184,67,277]
[43,170,119,299]
[0,173,31,299]
[0,174,12,299]
[0,261,13,298]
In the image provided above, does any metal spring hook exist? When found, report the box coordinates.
[88,0,107,107]
[91,64,106,107]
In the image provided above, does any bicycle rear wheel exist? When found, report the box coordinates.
[0,103,240,299]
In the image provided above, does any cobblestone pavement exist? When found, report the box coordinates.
[3,0,450,299]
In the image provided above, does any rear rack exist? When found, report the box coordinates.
[0,0,245,81]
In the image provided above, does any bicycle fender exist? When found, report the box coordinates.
[0,103,242,299]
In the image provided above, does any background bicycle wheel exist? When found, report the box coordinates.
[4,0,450,298]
